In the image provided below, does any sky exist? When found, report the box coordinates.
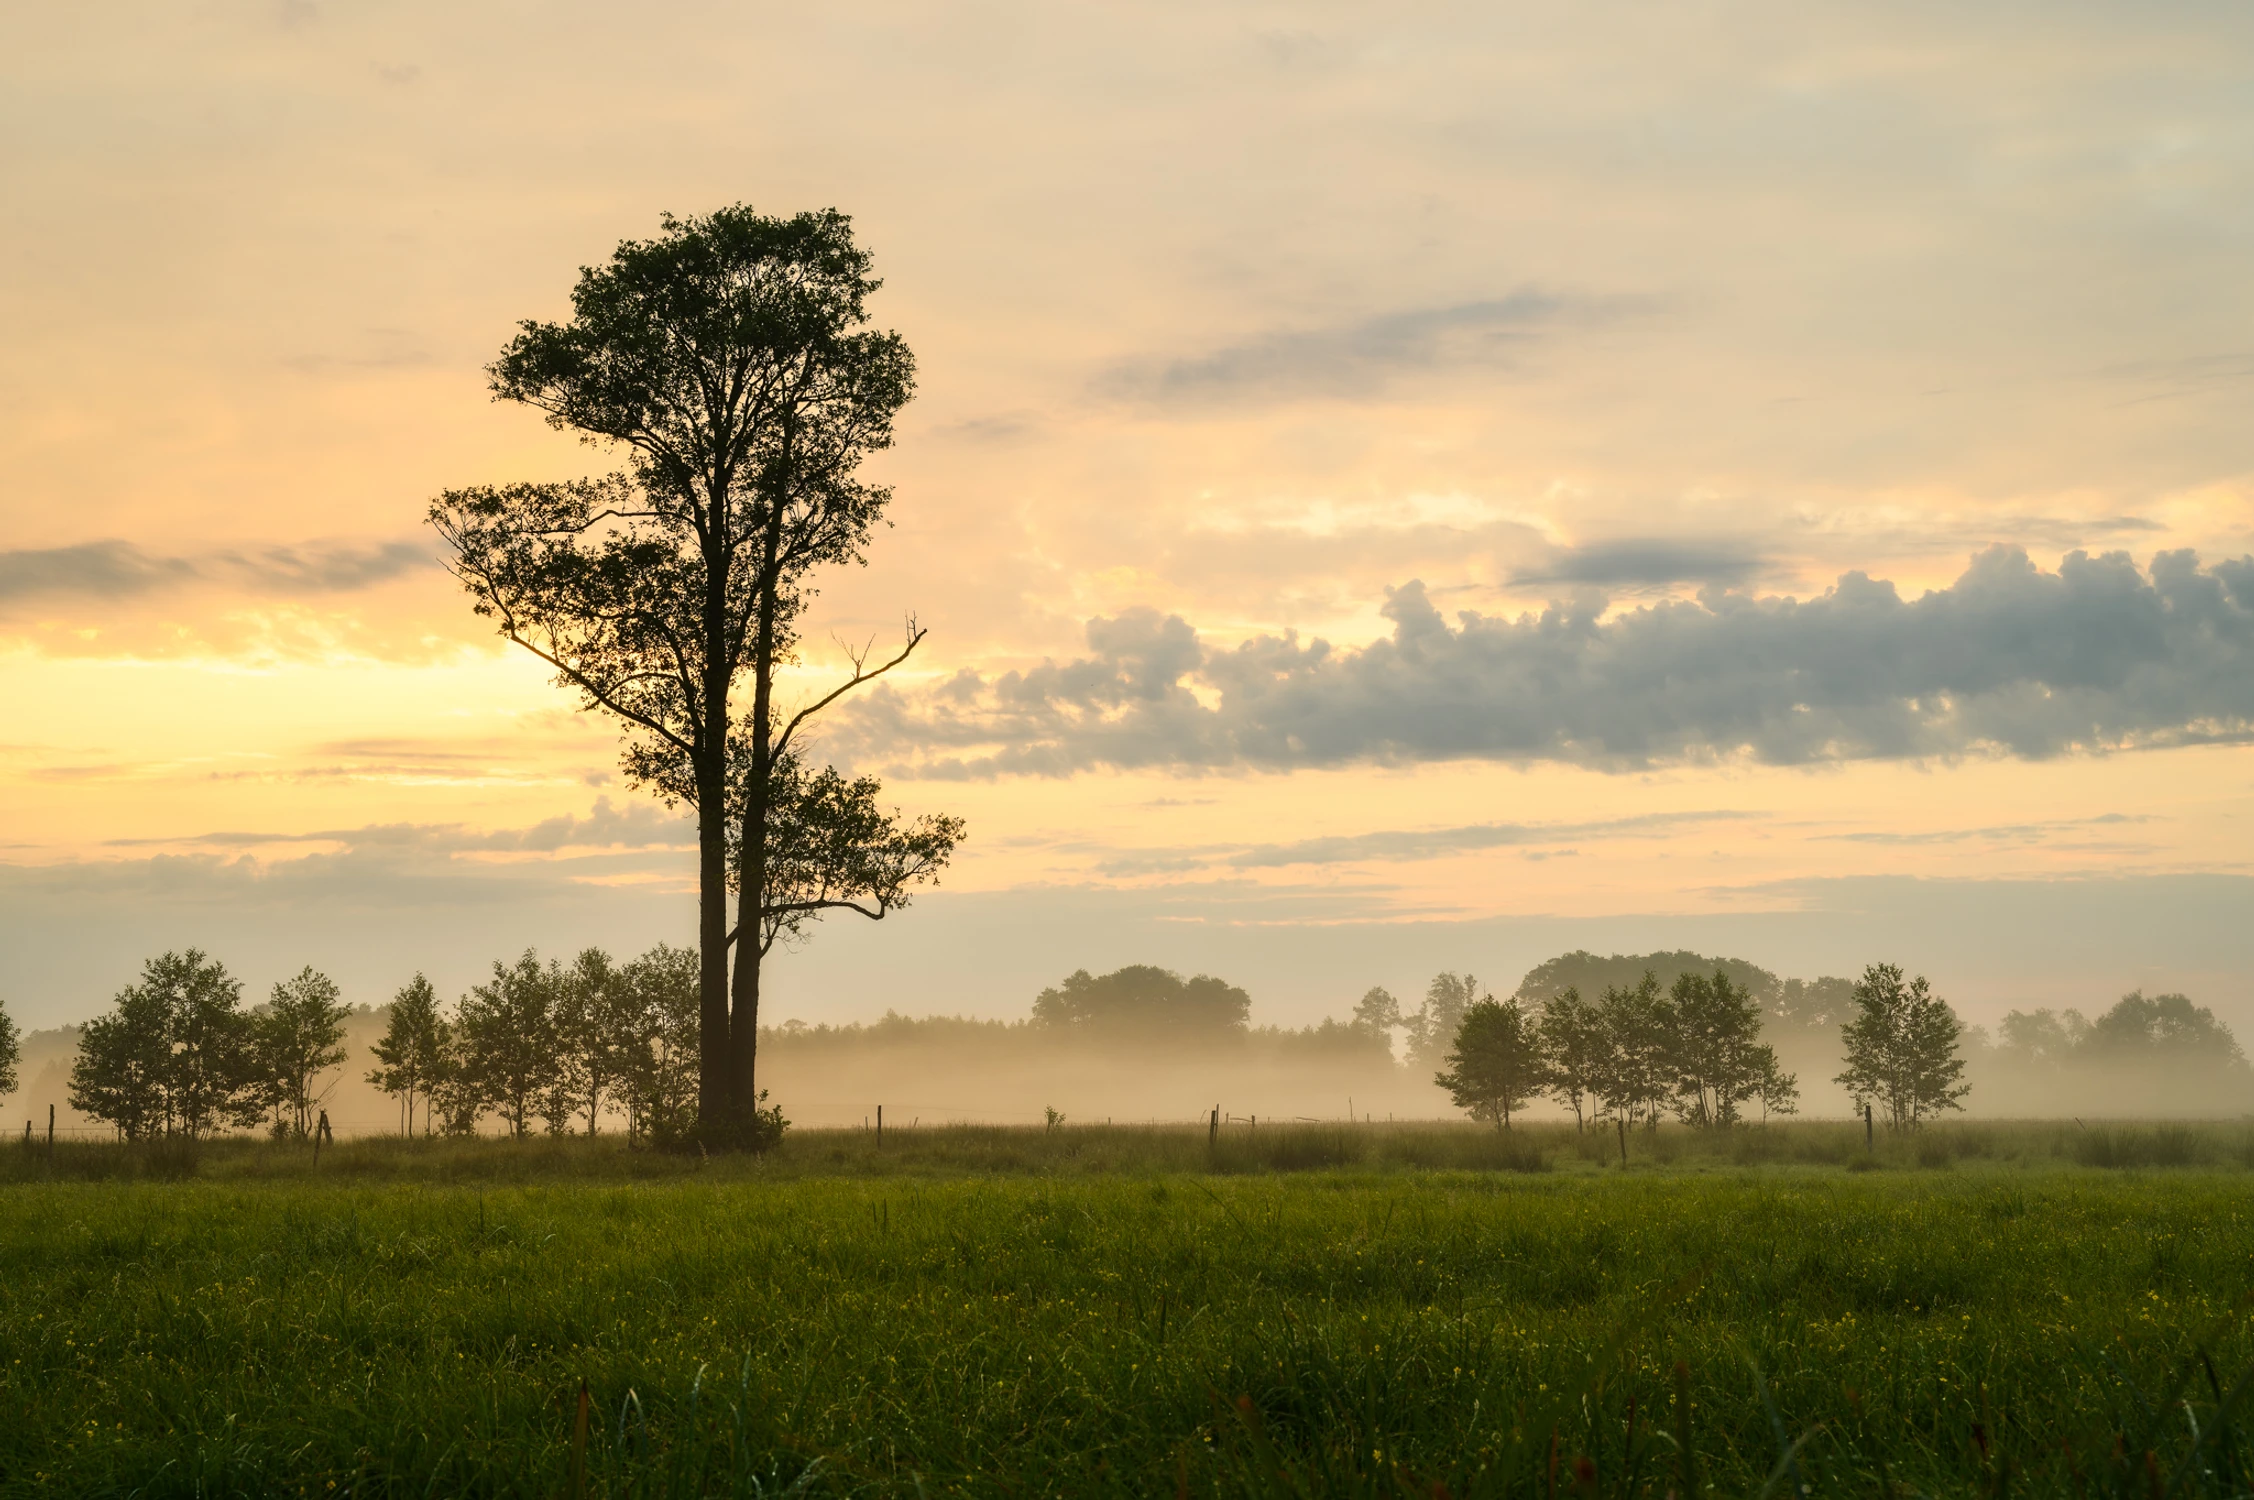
[4,0,2253,1035]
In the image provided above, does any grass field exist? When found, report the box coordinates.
[5,1121,2254,1497]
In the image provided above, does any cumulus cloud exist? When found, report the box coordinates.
[1095,292,1633,408]
[0,538,428,607]
[839,547,2254,776]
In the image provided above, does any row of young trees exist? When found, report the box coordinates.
[64,954,359,1141]
[367,946,706,1141]
[1432,961,1972,1131]
[1431,965,1802,1131]
[56,946,709,1143]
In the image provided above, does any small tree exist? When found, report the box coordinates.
[551,948,639,1135]
[70,951,262,1140]
[1668,967,1785,1128]
[1537,986,1608,1131]
[1755,1052,1800,1121]
[1435,995,1546,1131]
[454,952,562,1139]
[1408,972,1480,1071]
[254,967,350,1140]
[0,994,18,1101]
[369,974,446,1136]
[1351,986,1404,1039]
[1834,963,1970,1128]
[1591,972,1674,1127]
[618,943,701,1143]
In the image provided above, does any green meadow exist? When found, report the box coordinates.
[4,1121,2254,1497]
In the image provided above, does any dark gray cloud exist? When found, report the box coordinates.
[841,547,2254,776]
[1512,538,1768,589]
[1097,291,1626,407]
[0,538,428,605]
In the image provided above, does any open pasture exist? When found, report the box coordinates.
[4,1122,2254,1497]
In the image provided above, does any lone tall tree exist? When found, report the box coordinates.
[431,207,957,1140]
[1436,995,1546,1131]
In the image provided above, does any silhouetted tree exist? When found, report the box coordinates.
[0,994,17,1101]
[1536,986,1607,1130]
[70,951,263,1140]
[254,967,349,1141]
[1032,966,1251,1041]
[2083,991,2247,1068]
[1835,963,1970,1128]
[453,952,562,1139]
[1352,986,1404,1040]
[1407,973,1480,1070]
[1436,995,1545,1130]
[429,205,943,1143]
[369,974,446,1136]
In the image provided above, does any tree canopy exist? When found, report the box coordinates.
[1031,966,1251,1041]
[1835,963,1970,1127]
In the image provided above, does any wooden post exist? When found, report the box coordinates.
[1208,1106,1218,1149]
[1616,1115,1627,1168]
[876,1105,883,1148]
[47,1103,56,1159]
[1864,1102,1874,1151]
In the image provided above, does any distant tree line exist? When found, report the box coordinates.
[1990,991,2247,1076]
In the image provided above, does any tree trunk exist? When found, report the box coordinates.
[728,506,788,1137]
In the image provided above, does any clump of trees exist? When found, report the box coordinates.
[68,952,353,1142]
[376,945,705,1143]
[1995,991,2247,1075]
[66,944,708,1144]
[1434,967,1801,1132]
[1032,966,1251,1042]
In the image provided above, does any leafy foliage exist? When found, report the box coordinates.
[428,204,948,1138]
[367,974,446,1136]
[0,994,17,1100]
[252,967,349,1140]
[68,951,263,1140]
[1835,962,1971,1127]
[1434,995,1545,1129]
[1031,965,1252,1041]
[451,952,563,1140]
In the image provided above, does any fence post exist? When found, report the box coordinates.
[48,1104,56,1160]
[1208,1106,1218,1149]
[1616,1115,1627,1168]
[876,1105,882,1148]
[1864,1103,1874,1151]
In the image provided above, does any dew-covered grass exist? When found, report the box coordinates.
[4,1123,2254,1496]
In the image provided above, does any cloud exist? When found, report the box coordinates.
[840,547,2254,776]
[0,539,429,607]
[1098,810,1761,876]
[1512,539,1769,590]
[1095,292,1630,408]
[101,797,693,855]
